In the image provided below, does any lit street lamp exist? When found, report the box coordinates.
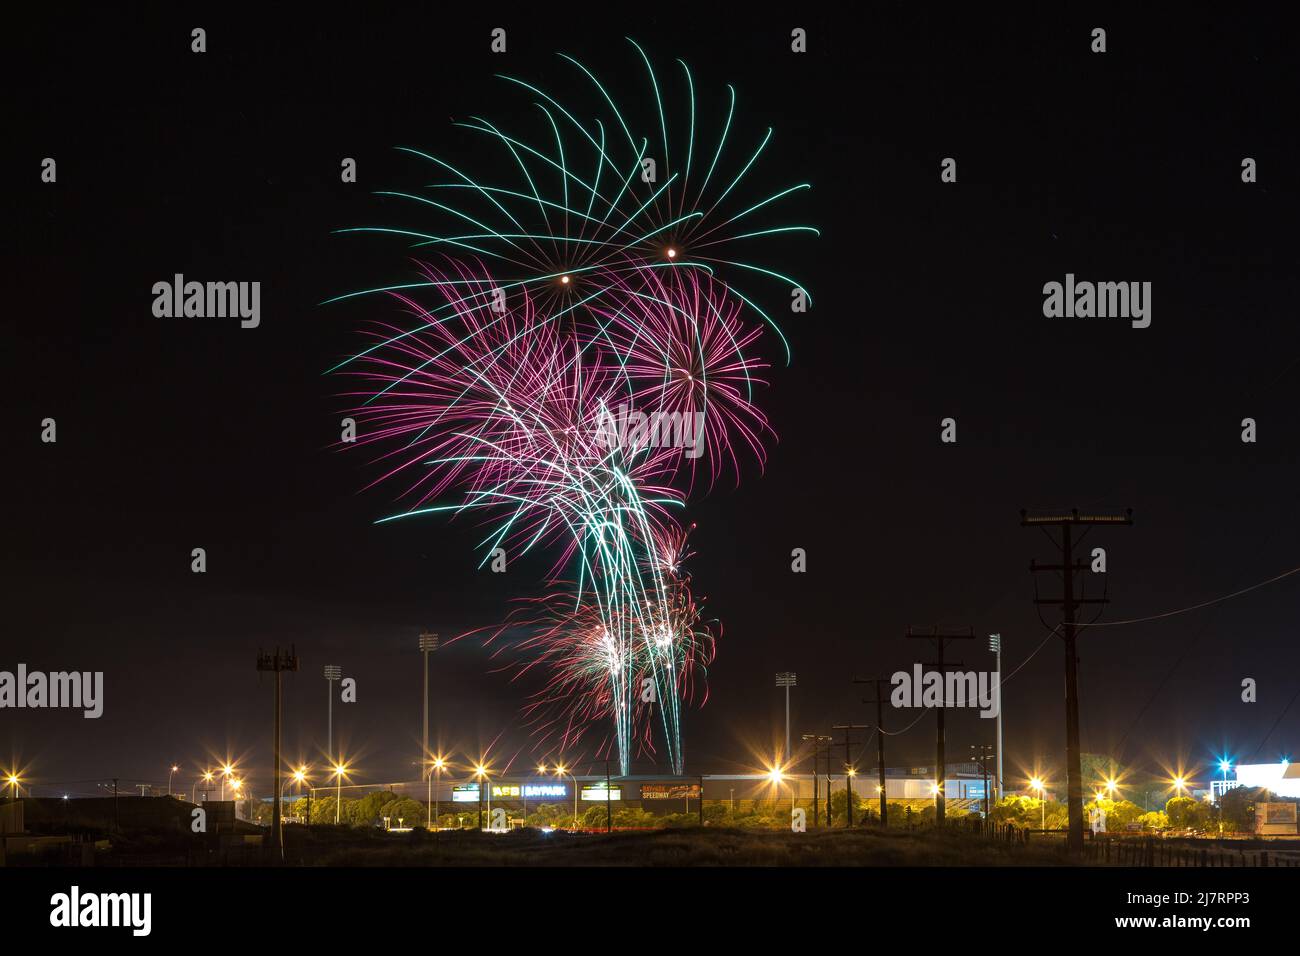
[554,764,578,828]
[1029,776,1046,829]
[427,756,445,830]
[332,763,348,824]
[193,770,214,804]
[768,763,796,815]
[168,764,179,797]
[474,762,492,830]
[220,763,235,801]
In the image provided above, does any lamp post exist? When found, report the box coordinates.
[168,764,179,797]
[332,763,348,824]
[5,772,20,803]
[768,763,795,817]
[220,763,234,801]
[775,672,796,760]
[193,770,214,804]
[324,665,342,761]
[474,763,490,830]
[1030,777,1046,829]
[555,764,578,828]
[427,756,445,830]
[286,767,308,823]
[418,633,438,779]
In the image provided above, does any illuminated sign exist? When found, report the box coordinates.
[451,785,480,803]
[640,783,701,800]
[524,784,567,798]
[581,784,622,801]
[484,783,569,799]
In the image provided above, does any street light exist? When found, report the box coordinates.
[220,763,235,800]
[1172,774,1188,795]
[168,764,179,797]
[474,762,491,830]
[5,772,21,803]
[554,763,578,828]
[427,755,445,830]
[1029,777,1046,829]
[332,762,348,823]
[193,770,214,803]
[768,762,795,816]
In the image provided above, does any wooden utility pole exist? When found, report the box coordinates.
[831,724,868,826]
[257,646,299,863]
[853,677,892,826]
[905,626,975,824]
[1021,507,1132,855]
[802,734,833,827]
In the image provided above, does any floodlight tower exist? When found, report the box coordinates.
[323,665,342,761]
[418,632,439,776]
[775,672,797,760]
[988,633,1003,799]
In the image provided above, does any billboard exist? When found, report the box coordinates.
[451,785,480,803]
[640,783,702,800]
[1256,802,1298,835]
[581,784,622,801]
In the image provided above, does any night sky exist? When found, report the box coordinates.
[6,9,1298,796]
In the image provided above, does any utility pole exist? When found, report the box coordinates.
[1022,507,1132,855]
[323,665,341,762]
[605,759,613,832]
[802,734,832,827]
[775,672,797,760]
[418,632,439,776]
[831,724,868,826]
[988,633,1004,800]
[970,743,995,822]
[905,626,975,825]
[258,646,299,864]
[853,677,891,827]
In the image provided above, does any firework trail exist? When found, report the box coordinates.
[331,42,812,774]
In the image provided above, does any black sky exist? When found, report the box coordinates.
[5,8,1298,795]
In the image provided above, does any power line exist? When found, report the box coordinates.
[1075,565,1300,627]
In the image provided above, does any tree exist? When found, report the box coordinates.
[1165,796,1211,831]
[1137,811,1169,829]
[1219,787,1268,833]
[828,787,867,827]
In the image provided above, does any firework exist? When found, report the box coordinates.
[332,45,811,774]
